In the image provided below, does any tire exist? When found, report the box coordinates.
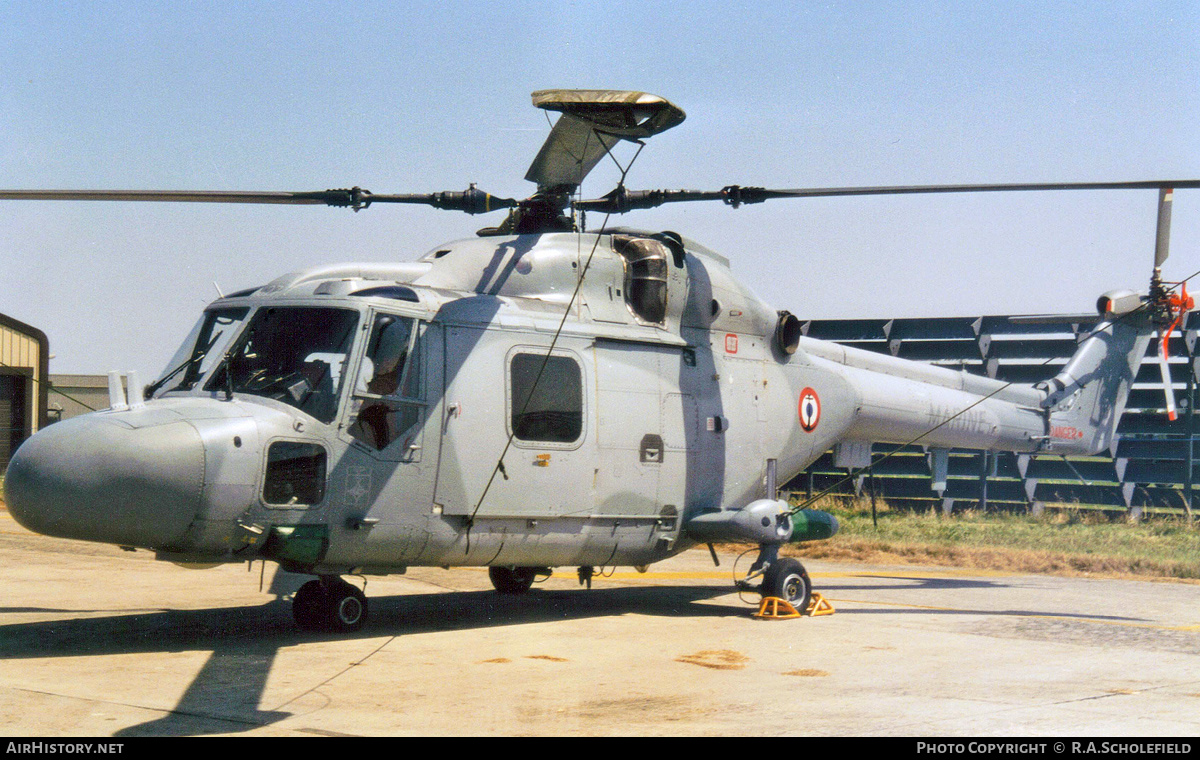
[293,578,368,632]
[325,580,368,633]
[489,566,538,594]
[761,558,811,610]
[292,580,328,631]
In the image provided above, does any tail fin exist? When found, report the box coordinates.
[1038,308,1153,456]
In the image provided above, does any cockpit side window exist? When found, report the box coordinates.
[348,314,425,455]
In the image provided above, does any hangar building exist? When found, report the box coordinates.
[0,313,49,470]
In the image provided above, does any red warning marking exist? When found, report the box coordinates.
[798,387,821,432]
[1050,425,1083,440]
[725,333,738,354]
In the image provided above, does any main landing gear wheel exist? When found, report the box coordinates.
[292,577,369,632]
[761,557,812,611]
[292,580,328,630]
[488,566,539,594]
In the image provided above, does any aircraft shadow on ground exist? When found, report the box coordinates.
[819,574,1027,592]
[831,606,1147,622]
[818,574,1150,623]
[1,584,741,661]
[1,584,739,737]
[1,578,1149,736]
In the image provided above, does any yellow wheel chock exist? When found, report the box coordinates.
[754,596,800,619]
[806,591,835,616]
[753,592,835,619]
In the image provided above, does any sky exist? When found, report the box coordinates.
[2,1,1198,382]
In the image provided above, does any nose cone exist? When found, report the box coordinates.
[4,413,205,549]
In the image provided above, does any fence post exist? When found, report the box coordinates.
[1186,353,1195,524]
[980,451,989,513]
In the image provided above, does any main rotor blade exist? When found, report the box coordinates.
[1154,186,1174,269]
[576,180,1200,214]
[0,186,518,214]
[0,189,345,204]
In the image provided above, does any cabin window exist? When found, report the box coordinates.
[263,441,327,506]
[509,353,582,444]
[348,314,425,455]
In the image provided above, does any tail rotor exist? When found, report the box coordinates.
[1147,187,1194,421]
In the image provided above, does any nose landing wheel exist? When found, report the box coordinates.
[737,545,814,612]
[293,576,368,632]
[761,557,812,611]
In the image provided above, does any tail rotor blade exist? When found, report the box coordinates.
[1154,187,1174,270]
[1158,331,1178,422]
[1156,282,1191,423]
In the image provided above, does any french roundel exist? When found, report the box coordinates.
[798,388,821,432]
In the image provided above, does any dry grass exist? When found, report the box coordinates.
[770,496,1200,582]
[794,538,1200,579]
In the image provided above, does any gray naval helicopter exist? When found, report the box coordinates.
[4,90,1198,632]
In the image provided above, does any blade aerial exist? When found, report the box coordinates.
[525,115,621,191]
[525,90,686,193]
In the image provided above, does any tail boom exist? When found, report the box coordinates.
[798,305,1156,458]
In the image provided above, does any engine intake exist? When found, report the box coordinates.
[1096,289,1144,317]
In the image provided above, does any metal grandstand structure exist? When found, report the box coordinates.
[788,311,1199,518]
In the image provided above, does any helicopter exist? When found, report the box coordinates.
[3,89,1197,633]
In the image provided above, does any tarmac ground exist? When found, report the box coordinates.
[2,505,1200,737]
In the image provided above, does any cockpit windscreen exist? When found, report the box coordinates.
[206,306,360,422]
